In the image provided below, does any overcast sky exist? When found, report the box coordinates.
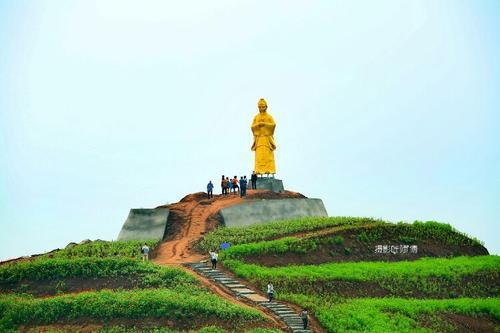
[1,1,499,260]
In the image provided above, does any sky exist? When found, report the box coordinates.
[1,1,499,260]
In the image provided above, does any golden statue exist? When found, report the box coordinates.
[251,98,276,174]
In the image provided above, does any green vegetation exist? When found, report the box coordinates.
[0,257,196,289]
[222,255,499,292]
[99,327,280,333]
[198,216,381,251]
[209,217,499,331]
[219,221,486,263]
[0,289,266,331]
[280,295,500,333]
[43,327,282,333]
[47,240,159,260]
[357,221,483,246]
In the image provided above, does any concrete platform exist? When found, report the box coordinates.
[255,177,284,193]
[220,198,328,227]
[117,208,170,241]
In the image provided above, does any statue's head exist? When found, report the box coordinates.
[258,98,267,113]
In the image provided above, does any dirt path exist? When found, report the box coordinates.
[153,190,304,264]
[151,189,309,332]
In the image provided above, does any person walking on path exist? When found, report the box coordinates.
[267,282,274,302]
[141,243,150,261]
[301,309,309,329]
[209,250,218,269]
[207,180,214,199]
[251,171,257,190]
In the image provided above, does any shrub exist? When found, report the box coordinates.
[0,289,266,330]
[48,240,159,260]
[0,257,196,289]
[280,295,500,333]
[198,217,383,252]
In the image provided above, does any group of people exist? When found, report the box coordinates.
[220,175,246,196]
[206,172,259,199]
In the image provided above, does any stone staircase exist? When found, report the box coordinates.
[185,262,313,333]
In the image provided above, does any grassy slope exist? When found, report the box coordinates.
[0,241,275,332]
[0,289,265,330]
[223,255,500,282]
[204,217,500,332]
[282,295,500,333]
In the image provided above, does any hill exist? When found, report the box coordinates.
[0,190,498,332]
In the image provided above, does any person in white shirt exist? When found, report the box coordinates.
[267,283,274,302]
[209,250,218,269]
[141,244,150,261]
[301,309,309,329]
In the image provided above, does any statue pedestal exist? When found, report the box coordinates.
[256,177,284,193]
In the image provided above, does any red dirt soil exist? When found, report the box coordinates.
[152,189,305,264]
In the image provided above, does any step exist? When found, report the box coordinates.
[231,288,255,294]
[268,305,291,310]
[243,293,268,302]
[273,308,295,312]
[189,263,206,267]
[206,274,227,278]
[217,280,239,284]
[205,271,228,277]
[218,278,239,282]
[273,309,294,313]
[224,284,246,288]
[270,307,293,312]
[223,283,245,287]
[261,302,281,306]
[280,315,301,320]
[288,325,304,332]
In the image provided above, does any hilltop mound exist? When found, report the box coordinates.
[153,189,308,264]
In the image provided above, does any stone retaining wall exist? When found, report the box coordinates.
[220,198,328,227]
[117,208,170,241]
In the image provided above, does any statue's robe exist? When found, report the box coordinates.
[251,112,276,174]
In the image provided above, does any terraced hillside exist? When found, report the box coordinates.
[0,241,281,332]
[1,201,498,332]
[198,217,500,332]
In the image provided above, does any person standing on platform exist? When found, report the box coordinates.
[243,176,248,196]
[239,176,246,197]
[221,175,226,195]
[207,181,214,199]
[251,171,257,190]
[227,176,233,194]
[232,176,239,194]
